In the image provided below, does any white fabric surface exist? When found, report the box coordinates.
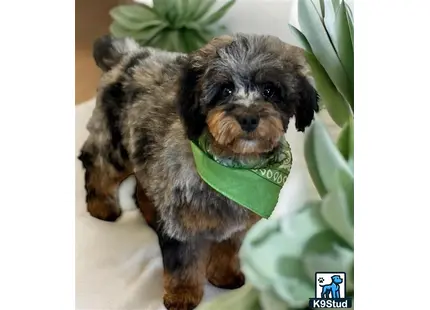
[75,98,339,310]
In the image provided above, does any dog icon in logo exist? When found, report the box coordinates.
[320,275,343,299]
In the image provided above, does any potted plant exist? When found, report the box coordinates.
[197,0,354,309]
[109,0,236,53]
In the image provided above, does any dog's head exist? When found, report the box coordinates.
[177,33,319,155]
[331,275,343,284]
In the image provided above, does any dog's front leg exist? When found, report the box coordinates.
[159,234,208,310]
[206,234,245,289]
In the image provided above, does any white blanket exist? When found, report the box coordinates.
[75,98,339,310]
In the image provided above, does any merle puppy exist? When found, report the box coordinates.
[78,33,319,310]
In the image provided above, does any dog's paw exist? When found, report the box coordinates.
[208,271,245,290]
[163,300,199,310]
[87,198,121,222]
[163,289,203,310]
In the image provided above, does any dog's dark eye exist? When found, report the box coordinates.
[262,84,277,99]
[220,83,234,99]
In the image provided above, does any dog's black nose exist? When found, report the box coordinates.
[237,115,260,132]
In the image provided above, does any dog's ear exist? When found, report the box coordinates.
[93,35,140,72]
[177,36,234,140]
[294,75,320,132]
[177,58,207,140]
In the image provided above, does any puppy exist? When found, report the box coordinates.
[78,33,319,310]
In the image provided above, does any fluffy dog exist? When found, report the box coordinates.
[78,33,319,310]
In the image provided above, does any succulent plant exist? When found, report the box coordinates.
[197,1,354,309]
[109,0,236,53]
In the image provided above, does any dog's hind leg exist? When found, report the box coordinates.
[78,144,132,222]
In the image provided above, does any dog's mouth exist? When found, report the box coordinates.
[206,109,285,156]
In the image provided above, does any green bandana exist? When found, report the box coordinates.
[190,132,293,218]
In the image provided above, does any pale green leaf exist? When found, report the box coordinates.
[110,5,158,21]
[298,0,353,107]
[162,30,185,52]
[184,23,214,44]
[199,0,235,25]
[305,52,352,127]
[319,0,326,17]
[196,284,260,310]
[304,118,352,197]
[302,230,354,290]
[323,0,337,45]
[182,0,202,21]
[139,23,169,45]
[310,0,323,18]
[239,202,328,296]
[273,256,314,308]
[332,0,340,12]
[110,22,132,38]
[180,29,205,52]
[152,0,169,17]
[110,7,165,31]
[191,0,216,21]
[334,1,354,102]
[320,169,354,248]
[336,118,354,160]
[258,290,289,310]
[168,0,185,27]
[288,25,312,53]
[110,22,165,41]
[345,2,354,47]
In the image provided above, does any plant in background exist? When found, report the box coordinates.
[109,0,236,53]
[197,0,354,309]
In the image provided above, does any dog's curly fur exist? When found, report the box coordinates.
[78,33,319,310]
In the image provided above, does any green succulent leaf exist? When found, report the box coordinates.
[152,0,170,17]
[304,52,352,127]
[302,230,354,292]
[240,201,329,305]
[334,1,354,104]
[196,284,260,310]
[184,23,215,44]
[180,29,205,52]
[336,118,354,161]
[191,0,217,21]
[298,0,353,108]
[322,0,336,44]
[110,6,165,31]
[345,2,354,47]
[288,25,312,53]
[199,0,235,25]
[318,0,326,17]
[304,118,352,197]
[139,23,169,45]
[110,5,158,23]
[310,0,323,18]
[258,290,289,310]
[162,30,185,52]
[273,257,315,308]
[110,22,163,41]
[320,169,354,248]
[331,0,340,13]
